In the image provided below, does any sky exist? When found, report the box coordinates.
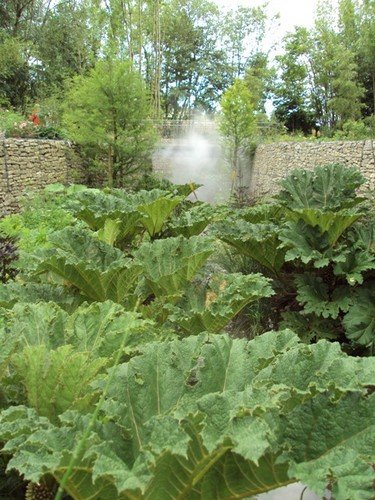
[213,0,318,51]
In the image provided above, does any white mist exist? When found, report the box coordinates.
[153,118,231,203]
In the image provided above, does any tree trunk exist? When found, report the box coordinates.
[108,145,114,187]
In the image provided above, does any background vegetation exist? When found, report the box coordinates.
[0,0,374,141]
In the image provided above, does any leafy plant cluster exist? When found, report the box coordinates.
[214,164,375,352]
[0,164,374,499]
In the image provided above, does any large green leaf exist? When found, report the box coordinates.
[0,302,150,420]
[279,220,348,268]
[128,189,184,237]
[334,249,375,285]
[1,331,373,499]
[286,208,362,245]
[295,274,352,319]
[1,301,151,361]
[134,236,214,297]
[167,273,274,334]
[343,284,375,347]
[282,392,375,500]
[214,220,286,273]
[12,345,106,423]
[0,282,84,311]
[71,190,142,241]
[168,203,215,237]
[276,164,365,211]
[32,228,142,305]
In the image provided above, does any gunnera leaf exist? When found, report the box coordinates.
[0,332,374,499]
[295,274,352,319]
[282,392,375,500]
[168,203,215,237]
[213,219,286,273]
[167,273,274,334]
[134,235,214,297]
[126,189,185,237]
[31,227,142,305]
[279,220,349,268]
[276,164,365,211]
[343,284,375,347]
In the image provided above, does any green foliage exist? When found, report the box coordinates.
[167,202,215,237]
[62,59,156,186]
[0,189,75,256]
[276,164,365,210]
[215,164,374,348]
[135,235,214,298]
[167,273,274,334]
[295,274,352,319]
[213,219,286,273]
[0,331,373,499]
[0,168,373,499]
[128,189,184,237]
[31,227,142,306]
[0,301,153,415]
[0,108,24,132]
[343,284,375,347]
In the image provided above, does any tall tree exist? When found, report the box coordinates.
[221,5,267,81]
[220,79,256,199]
[62,59,156,186]
[273,28,314,133]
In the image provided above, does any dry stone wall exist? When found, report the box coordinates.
[251,139,375,198]
[0,139,85,215]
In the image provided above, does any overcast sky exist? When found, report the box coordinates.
[213,0,319,51]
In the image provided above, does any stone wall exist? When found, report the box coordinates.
[251,139,375,198]
[0,139,84,215]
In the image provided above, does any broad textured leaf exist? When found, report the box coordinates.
[32,228,142,304]
[96,218,122,246]
[0,282,84,311]
[334,249,375,285]
[168,273,274,334]
[168,203,215,237]
[3,301,151,360]
[343,284,375,346]
[65,301,154,358]
[276,164,365,210]
[239,203,284,223]
[1,333,373,499]
[295,274,352,319]
[214,220,286,273]
[129,190,184,237]
[280,312,340,342]
[12,345,106,422]
[286,208,362,245]
[279,220,348,268]
[71,190,142,242]
[134,236,214,297]
[282,392,375,500]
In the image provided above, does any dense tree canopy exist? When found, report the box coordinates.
[0,0,373,135]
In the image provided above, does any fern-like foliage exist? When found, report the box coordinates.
[167,273,274,334]
[0,331,373,499]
